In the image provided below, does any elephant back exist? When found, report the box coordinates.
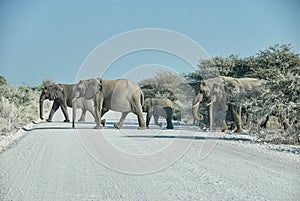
[153,97,174,108]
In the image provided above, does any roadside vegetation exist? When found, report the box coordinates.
[0,77,52,135]
[139,44,299,144]
[139,71,194,122]
[1,44,299,145]
[185,44,300,144]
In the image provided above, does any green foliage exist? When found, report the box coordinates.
[185,44,300,144]
[35,79,56,91]
[0,76,41,135]
[248,44,300,79]
[0,75,8,85]
[139,70,194,121]
[141,84,177,101]
[186,44,300,84]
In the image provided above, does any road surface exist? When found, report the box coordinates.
[0,112,299,201]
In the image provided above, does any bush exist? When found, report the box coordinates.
[139,71,194,122]
[0,79,41,135]
[185,44,300,144]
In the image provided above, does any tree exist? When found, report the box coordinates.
[248,44,300,80]
[0,75,8,85]
[185,44,300,143]
[139,70,195,121]
[185,44,300,85]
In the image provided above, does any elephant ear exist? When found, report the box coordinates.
[224,79,241,102]
[224,80,239,95]
[210,83,218,102]
[50,84,64,100]
[200,80,210,97]
[84,78,102,99]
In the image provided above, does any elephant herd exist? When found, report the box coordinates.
[40,76,264,132]
[39,78,174,130]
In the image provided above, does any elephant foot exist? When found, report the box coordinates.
[234,128,245,133]
[93,125,103,129]
[138,126,147,130]
[101,119,106,127]
[114,124,122,129]
[77,118,85,122]
[157,122,162,127]
[46,119,52,122]
[64,119,70,122]
[166,125,174,129]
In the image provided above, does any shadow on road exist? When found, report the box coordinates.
[125,135,252,142]
[22,121,252,142]
[22,127,75,131]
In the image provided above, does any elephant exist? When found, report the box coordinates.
[39,83,105,125]
[142,97,174,129]
[72,78,146,129]
[192,76,263,132]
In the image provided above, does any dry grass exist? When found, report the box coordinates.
[0,84,49,135]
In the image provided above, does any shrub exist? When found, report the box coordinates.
[185,44,300,144]
[0,80,42,135]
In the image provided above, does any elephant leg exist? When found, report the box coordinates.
[87,107,106,126]
[94,94,103,129]
[78,109,86,122]
[231,104,244,133]
[99,108,109,127]
[153,114,162,127]
[137,112,147,129]
[146,112,152,128]
[72,99,77,128]
[221,120,228,132]
[61,107,70,122]
[165,107,174,129]
[208,103,213,131]
[132,97,146,129]
[59,100,70,122]
[47,100,60,122]
[114,112,129,129]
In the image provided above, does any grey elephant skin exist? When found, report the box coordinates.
[72,78,146,129]
[39,83,96,122]
[192,76,263,132]
[142,97,174,129]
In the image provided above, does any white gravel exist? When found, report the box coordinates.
[0,111,299,200]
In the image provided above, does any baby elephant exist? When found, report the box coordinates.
[142,97,174,129]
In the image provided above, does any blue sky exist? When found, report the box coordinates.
[0,0,299,86]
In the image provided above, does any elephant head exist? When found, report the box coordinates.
[142,98,153,112]
[72,78,102,128]
[193,76,263,132]
[73,78,102,100]
[192,77,228,130]
[192,80,211,121]
[39,84,64,120]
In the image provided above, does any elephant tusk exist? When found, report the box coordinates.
[71,98,78,103]
[206,101,212,106]
[192,102,200,108]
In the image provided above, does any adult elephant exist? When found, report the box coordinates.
[72,78,146,129]
[39,83,97,123]
[192,76,263,132]
[142,97,174,129]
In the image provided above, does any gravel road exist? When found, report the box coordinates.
[0,112,299,201]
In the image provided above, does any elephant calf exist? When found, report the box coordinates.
[142,97,174,129]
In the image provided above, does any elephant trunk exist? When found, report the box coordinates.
[192,92,203,121]
[39,94,45,120]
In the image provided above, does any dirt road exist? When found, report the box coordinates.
[0,114,299,200]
